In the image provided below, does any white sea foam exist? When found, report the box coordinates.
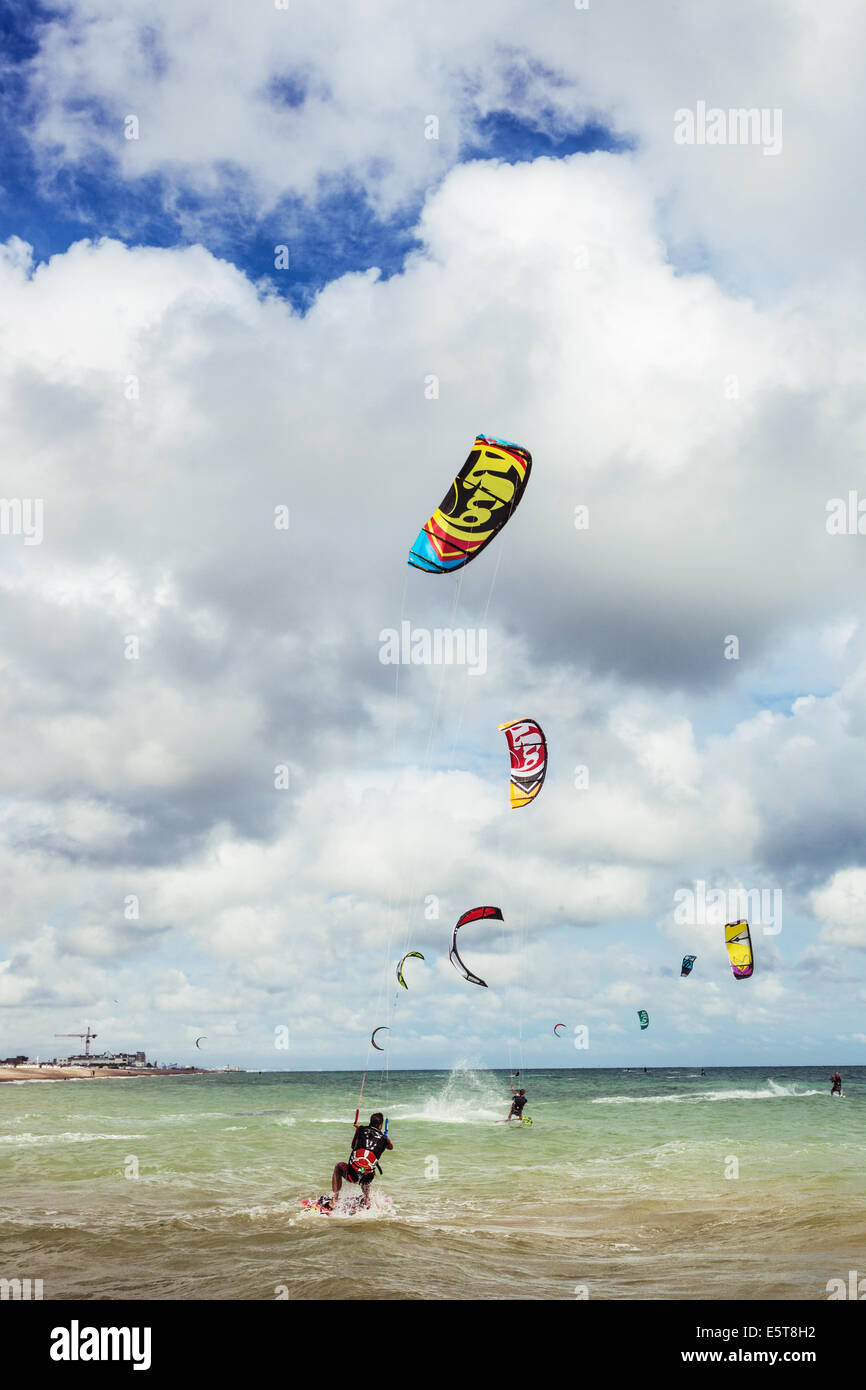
[161,1112,234,1122]
[339,1193,394,1219]
[0,1131,147,1145]
[395,1100,505,1124]
[298,1193,395,1220]
[308,1116,361,1124]
[593,1081,822,1105]
[394,1061,509,1125]
[306,1065,510,1126]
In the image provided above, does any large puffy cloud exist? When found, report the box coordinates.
[813,869,866,952]
[1,133,866,1062]
[16,0,866,291]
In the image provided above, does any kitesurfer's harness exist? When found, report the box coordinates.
[348,1124,388,1180]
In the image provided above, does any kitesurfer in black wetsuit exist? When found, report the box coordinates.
[830,1071,842,1095]
[508,1088,528,1121]
[326,1112,393,1209]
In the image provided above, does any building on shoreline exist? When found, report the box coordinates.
[52,1051,150,1069]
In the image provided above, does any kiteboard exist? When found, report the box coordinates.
[300,1196,339,1216]
[300,1195,367,1217]
[831,1091,845,1099]
[299,1195,392,1216]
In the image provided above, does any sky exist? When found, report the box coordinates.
[1,0,866,1072]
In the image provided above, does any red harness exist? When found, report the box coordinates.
[349,1147,378,1177]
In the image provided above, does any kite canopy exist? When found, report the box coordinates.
[553,1022,566,1037]
[725,920,754,979]
[195,1036,206,1049]
[408,436,532,574]
[680,954,697,977]
[637,1010,649,1030]
[449,905,502,988]
[396,951,425,990]
[371,1027,389,1051]
[497,717,547,809]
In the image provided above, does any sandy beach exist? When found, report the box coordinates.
[0,1065,206,1083]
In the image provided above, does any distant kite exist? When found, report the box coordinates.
[195,1036,206,1049]
[408,436,532,574]
[498,717,547,809]
[371,1027,389,1052]
[449,906,502,988]
[680,954,697,978]
[553,1023,567,1037]
[637,1010,649,1030]
[396,952,425,990]
[725,920,754,980]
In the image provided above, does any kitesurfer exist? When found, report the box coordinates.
[508,1088,528,1122]
[326,1112,393,1209]
[830,1071,842,1095]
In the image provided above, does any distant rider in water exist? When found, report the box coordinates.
[508,1088,528,1122]
[325,1111,393,1210]
[830,1071,842,1095]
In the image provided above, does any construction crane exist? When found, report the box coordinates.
[54,1026,97,1057]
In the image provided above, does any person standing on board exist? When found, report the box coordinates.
[830,1071,843,1095]
[507,1088,528,1122]
[326,1112,393,1209]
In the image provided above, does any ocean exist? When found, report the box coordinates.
[1,1065,863,1301]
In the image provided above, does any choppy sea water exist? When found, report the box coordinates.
[1,1065,863,1300]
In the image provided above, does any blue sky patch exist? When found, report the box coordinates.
[0,5,627,310]
[460,108,632,164]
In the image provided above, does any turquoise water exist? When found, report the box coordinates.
[1,1065,864,1300]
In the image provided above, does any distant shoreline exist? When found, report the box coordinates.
[0,1065,211,1083]
[0,1063,856,1083]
